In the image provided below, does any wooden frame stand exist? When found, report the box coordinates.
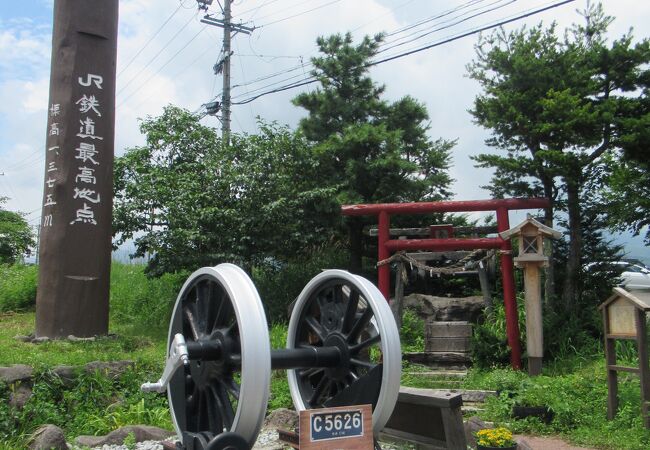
[600,288,650,428]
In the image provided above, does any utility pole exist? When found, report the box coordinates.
[198,0,253,144]
[222,0,231,145]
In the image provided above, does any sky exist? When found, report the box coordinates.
[0,0,648,263]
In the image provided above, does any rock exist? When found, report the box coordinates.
[52,365,77,386]
[67,335,96,342]
[515,437,534,450]
[464,416,489,449]
[161,441,178,450]
[28,424,68,450]
[33,336,50,343]
[403,293,485,322]
[76,425,174,446]
[9,383,33,409]
[0,364,33,384]
[262,408,299,431]
[403,351,472,370]
[14,334,34,342]
[85,360,135,379]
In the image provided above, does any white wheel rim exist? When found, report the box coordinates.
[286,270,401,435]
[167,264,270,447]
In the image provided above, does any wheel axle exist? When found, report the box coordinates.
[142,264,401,450]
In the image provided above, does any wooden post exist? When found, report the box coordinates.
[392,260,405,329]
[636,309,650,428]
[477,260,493,318]
[604,308,619,420]
[36,0,118,338]
[523,263,543,375]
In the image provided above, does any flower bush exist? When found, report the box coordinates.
[475,427,515,448]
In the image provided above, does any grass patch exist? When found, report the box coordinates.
[0,312,165,367]
[0,264,37,312]
[449,358,650,450]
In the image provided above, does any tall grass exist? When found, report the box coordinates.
[109,262,188,331]
[0,264,37,312]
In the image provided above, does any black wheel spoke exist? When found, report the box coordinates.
[299,367,324,379]
[305,316,326,343]
[309,376,331,407]
[184,306,200,341]
[350,333,381,354]
[350,358,376,370]
[215,382,235,430]
[196,281,209,331]
[341,290,360,333]
[348,307,373,343]
[208,386,224,432]
[214,292,233,328]
[333,284,343,305]
[223,376,240,400]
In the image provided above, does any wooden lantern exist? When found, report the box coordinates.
[500,215,561,375]
[599,288,650,428]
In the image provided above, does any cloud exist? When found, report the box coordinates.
[1,0,649,264]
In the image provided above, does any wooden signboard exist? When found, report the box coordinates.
[299,404,373,450]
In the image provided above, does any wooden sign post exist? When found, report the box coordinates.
[500,215,561,376]
[299,404,373,450]
[599,288,650,428]
[36,0,118,338]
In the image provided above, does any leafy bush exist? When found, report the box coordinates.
[475,361,650,449]
[252,247,348,324]
[110,262,189,330]
[0,264,37,312]
[400,310,424,353]
[471,296,525,369]
[0,364,170,447]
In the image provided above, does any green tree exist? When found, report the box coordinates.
[113,106,337,276]
[602,154,650,243]
[0,197,34,264]
[467,3,650,311]
[293,32,454,271]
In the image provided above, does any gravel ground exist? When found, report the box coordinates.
[70,442,164,450]
[70,430,412,450]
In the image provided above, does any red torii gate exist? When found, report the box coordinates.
[341,197,551,370]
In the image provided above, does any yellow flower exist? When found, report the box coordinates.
[475,427,515,448]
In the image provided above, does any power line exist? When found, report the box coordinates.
[256,0,341,28]
[117,3,184,78]
[231,0,577,105]
[117,11,198,97]
[250,0,322,23]
[238,0,281,21]
[379,0,516,55]
[228,0,501,100]
[129,41,218,111]
[118,25,209,108]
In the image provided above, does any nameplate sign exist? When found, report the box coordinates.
[299,404,373,450]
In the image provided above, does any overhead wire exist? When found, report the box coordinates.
[229,0,499,100]
[256,0,341,28]
[117,3,184,78]
[130,41,218,112]
[237,0,282,17]
[249,0,322,23]
[378,0,516,54]
[117,10,198,97]
[231,0,577,105]
[118,24,209,108]
[386,0,486,37]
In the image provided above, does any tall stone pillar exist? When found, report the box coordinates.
[36,0,119,338]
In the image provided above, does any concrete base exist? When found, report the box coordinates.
[528,357,543,376]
